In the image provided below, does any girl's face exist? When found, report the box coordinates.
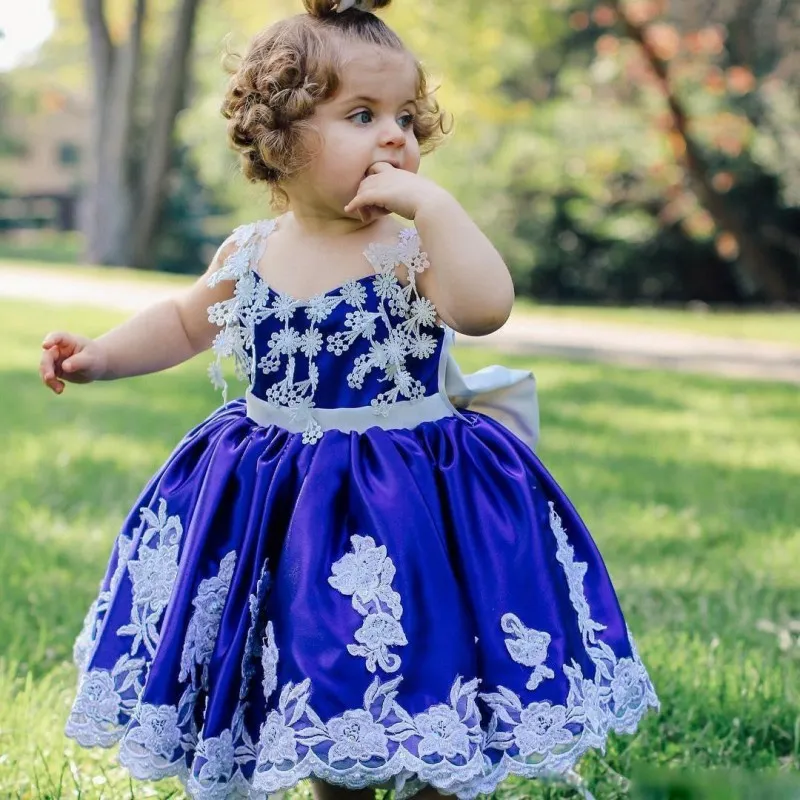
[286,43,422,218]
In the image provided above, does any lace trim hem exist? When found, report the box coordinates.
[65,679,657,800]
[66,491,659,800]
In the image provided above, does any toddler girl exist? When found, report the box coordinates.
[40,1,658,798]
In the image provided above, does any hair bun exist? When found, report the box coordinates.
[302,0,392,17]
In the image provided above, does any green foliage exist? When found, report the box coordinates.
[3,0,800,299]
[1,297,799,797]
[153,146,228,274]
[0,83,27,164]
[0,231,82,261]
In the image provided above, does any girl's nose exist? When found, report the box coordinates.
[378,119,406,147]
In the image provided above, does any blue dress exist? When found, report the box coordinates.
[66,220,659,799]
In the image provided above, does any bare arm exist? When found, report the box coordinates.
[343,164,515,336]
[40,244,235,392]
[412,192,515,336]
[93,259,231,380]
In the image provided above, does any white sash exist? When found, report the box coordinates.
[244,326,540,451]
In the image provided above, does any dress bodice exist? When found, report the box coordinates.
[207,220,451,444]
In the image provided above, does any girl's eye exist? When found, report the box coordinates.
[398,113,415,129]
[350,110,373,125]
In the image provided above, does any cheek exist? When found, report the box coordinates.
[321,131,366,172]
[406,141,421,173]
[313,145,357,184]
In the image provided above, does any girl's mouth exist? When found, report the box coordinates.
[365,161,400,178]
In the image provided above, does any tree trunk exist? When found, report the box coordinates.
[81,0,202,268]
[81,0,114,259]
[131,0,203,268]
[612,0,792,302]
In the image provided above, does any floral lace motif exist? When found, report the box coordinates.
[548,501,658,730]
[501,613,554,691]
[206,222,439,444]
[469,501,659,797]
[328,534,407,673]
[183,560,274,800]
[261,621,279,703]
[250,674,484,796]
[73,526,135,672]
[66,498,185,748]
[180,550,237,690]
[206,220,274,397]
[66,502,658,799]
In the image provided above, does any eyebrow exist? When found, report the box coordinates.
[343,95,418,107]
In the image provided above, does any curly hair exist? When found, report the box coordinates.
[221,0,450,210]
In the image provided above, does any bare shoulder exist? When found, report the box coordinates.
[178,221,268,323]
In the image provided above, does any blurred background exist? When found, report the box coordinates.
[1,2,799,799]
[1,0,799,305]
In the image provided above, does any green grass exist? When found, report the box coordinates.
[4,256,800,344]
[0,233,84,265]
[1,299,799,798]
[514,297,800,346]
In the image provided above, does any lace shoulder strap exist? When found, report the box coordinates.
[363,227,440,333]
[206,219,276,401]
[363,228,430,293]
[207,220,274,288]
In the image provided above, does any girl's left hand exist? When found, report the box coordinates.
[344,163,448,224]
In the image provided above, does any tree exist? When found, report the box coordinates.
[82,0,203,267]
[443,0,800,304]
[608,0,799,302]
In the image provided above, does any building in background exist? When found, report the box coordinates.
[0,90,89,233]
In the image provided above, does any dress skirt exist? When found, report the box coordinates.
[66,398,658,799]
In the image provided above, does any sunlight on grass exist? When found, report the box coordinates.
[5,257,799,343]
[1,299,799,799]
[514,297,800,345]
[0,257,196,286]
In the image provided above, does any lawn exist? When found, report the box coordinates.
[512,298,800,346]
[3,257,800,345]
[0,299,799,799]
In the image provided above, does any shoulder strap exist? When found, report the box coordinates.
[206,219,277,400]
[363,227,430,292]
[207,219,276,289]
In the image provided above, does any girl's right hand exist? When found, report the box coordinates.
[39,332,107,394]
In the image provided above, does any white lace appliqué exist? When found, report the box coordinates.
[66,500,658,799]
[249,674,484,797]
[548,502,657,729]
[66,498,185,748]
[261,621,279,703]
[501,613,555,691]
[179,550,237,690]
[73,527,135,672]
[328,534,407,673]
[207,223,439,444]
[183,559,274,799]
[472,501,659,797]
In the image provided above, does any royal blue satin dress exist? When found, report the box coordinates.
[66,219,659,799]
